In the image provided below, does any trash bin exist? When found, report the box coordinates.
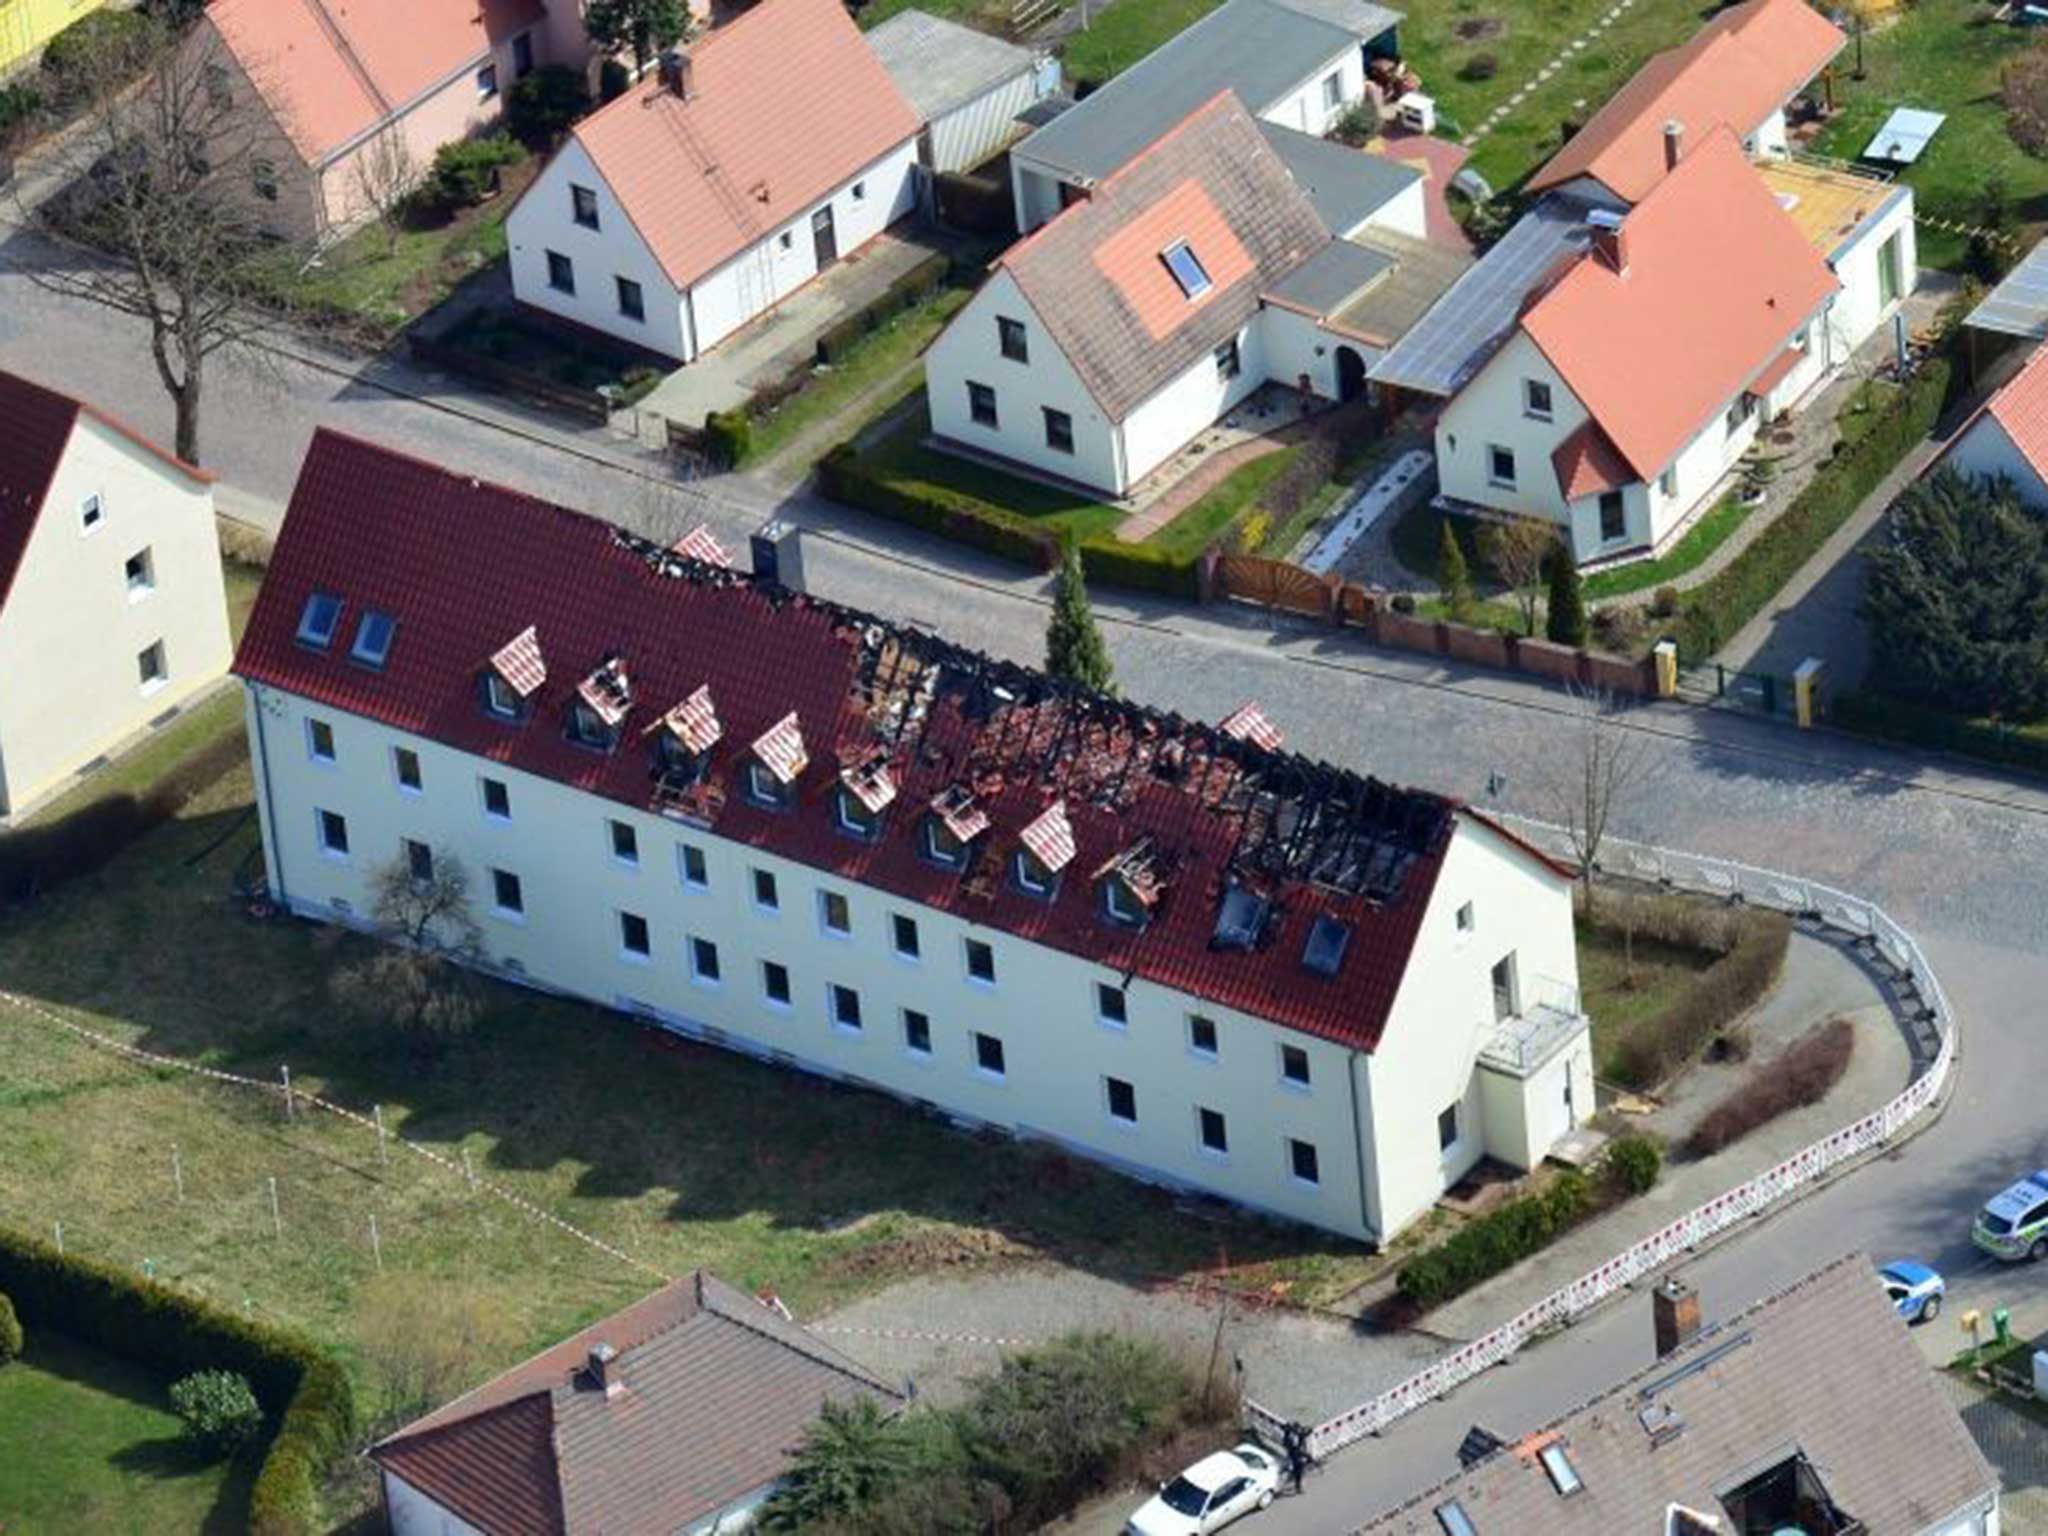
[1994,1306,2012,1347]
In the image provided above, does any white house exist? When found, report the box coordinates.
[505,0,921,362]
[923,91,1467,497]
[235,430,1593,1246]
[1007,0,1403,232]
[1942,337,2048,509]
[371,1271,904,1536]
[866,8,1058,176]
[0,370,231,819]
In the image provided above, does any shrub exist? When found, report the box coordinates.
[703,408,753,470]
[0,1292,19,1365]
[1832,689,2048,776]
[599,57,632,102]
[1604,1132,1663,1196]
[1543,1169,1593,1229]
[171,1369,264,1457]
[1077,538,1200,600]
[1235,509,1273,554]
[425,135,525,211]
[505,64,590,147]
[1460,51,1499,81]
[817,445,1060,570]
[40,8,151,99]
[1650,583,1679,619]
[1255,435,1338,528]
[1391,592,1417,614]
[2007,47,2048,157]
[1398,1191,1562,1308]
[0,81,42,142]
[1546,548,1588,646]
[1684,1017,1855,1157]
[814,255,951,364]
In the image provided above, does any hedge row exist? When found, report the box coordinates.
[1598,902,1792,1092]
[1077,538,1201,599]
[0,1227,354,1534]
[818,445,1061,569]
[1673,357,1952,661]
[813,253,952,366]
[1685,1016,1856,1157]
[1832,689,2048,777]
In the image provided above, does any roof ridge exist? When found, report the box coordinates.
[696,1276,905,1399]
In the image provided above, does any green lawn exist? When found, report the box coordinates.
[1812,0,2048,272]
[0,1332,251,1533]
[1577,922,1720,1085]
[1582,497,1752,603]
[1141,446,1303,561]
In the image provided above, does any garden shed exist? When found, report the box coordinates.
[866,8,1058,174]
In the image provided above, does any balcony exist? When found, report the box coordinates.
[1478,975,1586,1077]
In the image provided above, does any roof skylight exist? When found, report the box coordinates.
[1539,1442,1583,1497]
[296,592,343,650]
[1303,914,1351,977]
[1161,240,1212,298]
[350,610,396,670]
[1435,1501,1478,1536]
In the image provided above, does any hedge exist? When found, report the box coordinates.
[40,8,150,99]
[1832,689,2048,777]
[1672,357,1952,662]
[813,253,951,365]
[703,408,752,470]
[1078,538,1202,600]
[818,444,1060,569]
[1596,899,1792,1092]
[1685,1016,1855,1157]
[0,1227,354,1534]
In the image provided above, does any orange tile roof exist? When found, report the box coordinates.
[1748,343,1806,397]
[1528,0,1843,204]
[1519,128,1837,483]
[206,0,541,165]
[1091,179,1255,342]
[565,0,920,290]
[1550,421,1634,501]
[1979,341,2048,487]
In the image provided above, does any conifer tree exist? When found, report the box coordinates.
[1045,543,1115,693]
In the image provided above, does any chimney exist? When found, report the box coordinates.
[1652,1276,1700,1358]
[750,518,805,592]
[587,1341,622,1398]
[1663,118,1684,172]
[657,49,690,99]
[1587,207,1629,275]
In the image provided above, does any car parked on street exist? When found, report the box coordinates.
[1124,1443,1280,1536]
[1878,1260,1945,1322]
[1973,1170,2048,1261]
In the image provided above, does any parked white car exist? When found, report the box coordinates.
[1124,1443,1280,1536]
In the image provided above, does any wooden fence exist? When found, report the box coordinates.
[406,334,613,427]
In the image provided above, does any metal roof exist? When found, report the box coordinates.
[1861,105,1946,165]
[866,8,1037,123]
[1257,121,1421,237]
[1967,237,2048,340]
[1013,0,1399,185]
[1368,192,1603,397]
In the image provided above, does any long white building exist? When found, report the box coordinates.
[234,431,1592,1244]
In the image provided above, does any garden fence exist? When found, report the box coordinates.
[1243,815,1956,1458]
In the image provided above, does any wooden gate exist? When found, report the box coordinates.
[1212,554,1335,618]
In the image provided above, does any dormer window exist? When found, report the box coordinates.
[568,701,615,749]
[924,785,988,870]
[1097,836,1164,929]
[1161,240,1211,298]
[834,788,883,840]
[569,656,632,751]
[1100,875,1147,929]
[1018,801,1076,893]
[485,673,524,719]
[745,761,789,808]
[349,609,396,670]
[484,626,546,722]
[836,756,896,841]
[922,816,968,868]
[297,592,343,650]
[746,712,807,809]
[1013,848,1059,899]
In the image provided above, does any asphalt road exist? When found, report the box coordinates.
[9,223,2048,1528]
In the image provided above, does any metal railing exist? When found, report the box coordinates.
[1242,816,1956,1459]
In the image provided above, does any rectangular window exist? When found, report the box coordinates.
[1658,466,1677,498]
[1280,1043,1311,1088]
[131,639,166,690]
[252,158,279,202]
[546,250,575,295]
[753,868,779,910]
[609,819,639,865]
[1599,490,1626,543]
[1455,900,1475,933]
[350,610,396,669]
[891,913,920,959]
[973,1031,1005,1078]
[778,230,794,251]
[1288,1137,1320,1186]
[477,63,498,100]
[852,180,867,201]
[964,938,995,985]
[1438,1102,1460,1151]
[481,777,511,821]
[124,547,155,596]
[819,890,851,937]
[1725,393,1753,437]
[1043,407,1074,455]
[679,844,709,890]
[903,1008,932,1056]
[1188,1015,1218,1058]
[1214,336,1242,381]
[79,493,104,533]
[571,184,600,229]
[830,983,862,1032]
[619,911,651,959]
[492,867,524,915]
[1487,444,1516,488]
[1198,1106,1228,1154]
[512,30,534,76]
[405,838,434,883]
[1877,229,1902,308]
[1492,953,1519,1022]
[616,276,645,323]
[317,808,349,858]
[998,315,1029,363]
[1322,69,1344,110]
[1096,983,1127,1027]
[1105,1076,1137,1125]
[297,591,342,648]
[690,936,721,984]
[967,381,998,428]
[307,718,337,763]
[1161,241,1211,298]
[393,746,422,792]
[1523,379,1553,420]
[762,959,792,1006]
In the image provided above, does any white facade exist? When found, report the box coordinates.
[1818,195,1917,363]
[0,417,230,816]
[243,679,1585,1245]
[1946,413,2048,509]
[383,1471,485,1536]
[507,135,919,362]
[926,65,1043,174]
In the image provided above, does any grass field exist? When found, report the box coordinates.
[0,1331,251,1534]
[1577,924,1720,1084]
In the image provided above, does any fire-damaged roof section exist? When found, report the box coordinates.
[236,432,1565,1051]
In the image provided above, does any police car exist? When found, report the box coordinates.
[1973,1169,2048,1262]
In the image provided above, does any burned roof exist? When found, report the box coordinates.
[235,432,1566,1051]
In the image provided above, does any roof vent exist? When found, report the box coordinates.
[1638,1400,1685,1447]
[1662,117,1684,172]
[1212,884,1271,952]
[750,518,804,592]
[1303,914,1351,977]
[587,1341,622,1398]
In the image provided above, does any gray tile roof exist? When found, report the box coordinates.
[1257,121,1421,237]
[1014,0,1398,185]
[1264,237,1394,315]
[867,9,1037,123]
[370,1272,903,1535]
[1356,1254,2000,1536]
[1002,92,1330,421]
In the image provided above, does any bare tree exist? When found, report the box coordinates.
[20,18,299,463]
[329,849,486,1051]
[350,125,418,256]
[1539,685,1648,920]
[353,1273,518,1433]
[1479,516,1556,636]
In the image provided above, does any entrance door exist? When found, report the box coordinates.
[811,205,838,269]
[1336,345,1367,402]
[1877,230,1902,309]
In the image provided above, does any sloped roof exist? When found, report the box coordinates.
[205,0,543,165]
[371,1272,900,1535]
[999,93,1328,420]
[1528,0,1844,204]
[1550,421,1633,501]
[1357,1254,1999,1536]
[866,8,1035,122]
[0,369,212,614]
[1961,338,2048,488]
[563,0,920,290]
[234,432,1565,1052]
[1519,128,1837,481]
[1257,121,1423,238]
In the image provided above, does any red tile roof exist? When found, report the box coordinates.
[235,432,1567,1052]
[206,0,542,165]
[0,368,210,613]
[1550,421,1634,501]
[371,1272,900,1534]
[1528,0,1844,205]
[1976,340,2048,487]
[562,0,920,289]
[1747,342,1807,399]
[1520,129,1837,483]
